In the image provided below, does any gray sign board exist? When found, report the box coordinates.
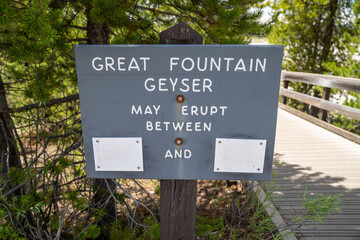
[74,45,283,180]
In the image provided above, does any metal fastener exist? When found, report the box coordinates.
[175,138,183,145]
[176,95,185,103]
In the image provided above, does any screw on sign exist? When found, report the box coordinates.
[176,95,184,103]
[175,138,183,146]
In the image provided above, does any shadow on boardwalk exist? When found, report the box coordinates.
[270,152,360,240]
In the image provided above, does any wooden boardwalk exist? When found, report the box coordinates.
[272,109,360,240]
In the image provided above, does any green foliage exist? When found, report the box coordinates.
[154,184,160,196]
[49,215,61,231]
[168,0,272,44]
[270,0,350,114]
[271,0,360,130]
[85,225,101,239]
[246,205,277,239]
[195,181,284,239]
[1,0,78,102]
[8,167,25,185]
[302,188,342,223]
[0,0,273,238]
[322,2,360,134]
[196,216,224,239]
[108,217,160,240]
[323,2,360,79]
[144,223,160,240]
[329,91,360,134]
[240,183,279,239]
[142,216,160,240]
[109,220,137,240]
[0,225,26,240]
[269,0,354,73]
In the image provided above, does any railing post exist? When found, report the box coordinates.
[319,87,331,121]
[282,80,289,104]
[159,22,202,240]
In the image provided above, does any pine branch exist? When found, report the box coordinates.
[68,38,88,42]
[136,5,180,17]
[166,0,218,43]
[6,94,79,113]
[69,25,87,30]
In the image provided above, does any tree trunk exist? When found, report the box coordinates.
[85,4,116,225]
[0,75,22,195]
[86,13,110,45]
[318,0,337,120]
[319,0,338,72]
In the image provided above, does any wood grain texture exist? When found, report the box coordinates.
[279,103,360,144]
[319,87,331,121]
[272,109,360,239]
[281,71,360,93]
[159,22,201,240]
[159,22,203,44]
[282,80,290,104]
[160,180,197,240]
[280,88,360,120]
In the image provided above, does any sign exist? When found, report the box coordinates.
[74,45,283,180]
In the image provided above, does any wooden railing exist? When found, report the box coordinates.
[280,71,360,121]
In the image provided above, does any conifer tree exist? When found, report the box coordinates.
[324,2,360,79]
[268,0,356,117]
[0,0,271,238]
[269,0,354,73]
[323,2,360,134]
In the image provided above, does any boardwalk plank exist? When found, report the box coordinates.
[272,109,360,240]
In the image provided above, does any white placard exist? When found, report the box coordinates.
[93,137,143,171]
[214,138,266,173]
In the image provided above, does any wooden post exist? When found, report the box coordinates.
[319,87,331,121]
[282,80,289,105]
[159,22,202,240]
